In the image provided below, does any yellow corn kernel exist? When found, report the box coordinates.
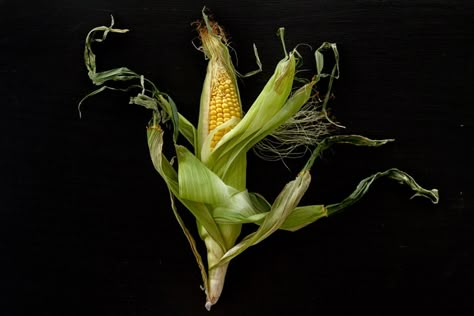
[208,67,241,148]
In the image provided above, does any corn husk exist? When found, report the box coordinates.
[80,11,439,310]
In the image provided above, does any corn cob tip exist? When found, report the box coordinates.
[193,12,230,61]
[194,12,227,41]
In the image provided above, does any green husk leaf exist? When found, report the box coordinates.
[129,93,159,111]
[314,42,343,128]
[130,91,194,145]
[238,44,263,78]
[212,195,327,232]
[213,191,268,224]
[304,135,394,171]
[213,171,312,267]
[176,113,197,148]
[248,192,272,213]
[166,95,181,142]
[83,16,135,85]
[78,85,140,118]
[314,42,339,80]
[82,15,193,145]
[167,190,209,294]
[146,121,226,249]
[327,168,439,215]
[279,205,328,231]
[175,145,237,204]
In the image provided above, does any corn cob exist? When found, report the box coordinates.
[196,17,243,154]
[208,67,241,148]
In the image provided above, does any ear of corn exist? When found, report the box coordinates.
[82,10,439,311]
[196,16,242,157]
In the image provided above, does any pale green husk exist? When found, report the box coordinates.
[80,11,439,311]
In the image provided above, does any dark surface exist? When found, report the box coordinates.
[1,0,473,315]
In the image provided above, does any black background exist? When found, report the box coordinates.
[1,0,473,315]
